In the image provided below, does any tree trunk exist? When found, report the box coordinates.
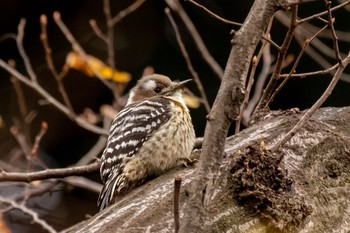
[62,107,350,233]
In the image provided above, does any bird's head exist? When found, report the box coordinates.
[127,74,191,105]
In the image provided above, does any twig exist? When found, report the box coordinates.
[165,0,224,80]
[10,125,31,156]
[294,32,350,83]
[0,196,57,233]
[324,0,342,62]
[0,161,100,182]
[185,0,242,26]
[89,19,108,43]
[298,0,350,24]
[254,5,298,113]
[243,44,273,125]
[173,176,182,233]
[236,17,274,132]
[103,0,116,70]
[279,62,339,78]
[271,51,350,152]
[110,0,147,26]
[9,60,32,141]
[267,24,328,105]
[165,8,210,113]
[0,59,108,135]
[261,34,281,50]
[52,11,116,96]
[17,19,38,83]
[62,176,102,193]
[277,12,348,61]
[30,121,48,159]
[75,116,111,166]
[40,14,75,116]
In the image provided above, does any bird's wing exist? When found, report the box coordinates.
[98,97,171,209]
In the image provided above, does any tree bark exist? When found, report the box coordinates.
[62,106,350,233]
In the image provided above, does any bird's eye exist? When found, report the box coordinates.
[154,87,162,93]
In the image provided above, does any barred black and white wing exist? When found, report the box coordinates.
[98,97,171,209]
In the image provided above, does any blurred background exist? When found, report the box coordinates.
[0,0,349,232]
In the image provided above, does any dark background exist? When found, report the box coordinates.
[0,0,349,232]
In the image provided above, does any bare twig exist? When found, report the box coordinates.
[0,196,57,233]
[40,14,75,115]
[17,19,38,83]
[324,0,342,62]
[236,17,274,132]
[268,24,328,105]
[0,161,100,182]
[185,0,242,26]
[110,0,147,26]
[62,176,102,193]
[0,59,108,135]
[173,176,182,233]
[9,60,32,141]
[243,44,273,125]
[298,0,350,24]
[75,117,111,166]
[30,121,48,159]
[10,125,31,156]
[272,52,350,152]
[103,0,116,70]
[279,62,340,78]
[165,8,210,113]
[254,5,298,113]
[89,19,108,43]
[165,0,224,80]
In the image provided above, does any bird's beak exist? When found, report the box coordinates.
[172,79,192,90]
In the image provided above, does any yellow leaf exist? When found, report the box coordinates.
[183,94,200,109]
[65,52,131,84]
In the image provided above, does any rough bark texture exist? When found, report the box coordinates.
[62,107,350,233]
[182,0,279,231]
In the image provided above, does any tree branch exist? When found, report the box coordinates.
[180,0,278,231]
[0,161,100,182]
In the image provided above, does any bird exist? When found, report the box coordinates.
[97,74,196,210]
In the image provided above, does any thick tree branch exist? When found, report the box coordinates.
[180,0,278,231]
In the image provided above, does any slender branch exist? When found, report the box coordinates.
[254,5,298,113]
[165,8,211,114]
[10,125,31,156]
[75,116,111,166]
[89,19,108,43]
[324,0,342,62]
[0,196,57,233]
[298,0,350,24]
[272,52,350,151]
[0,59,108,135]
[30,121,48,159]
[236,17,274,132]
[165,0,224,80]
[110,0,147,26]
[173,176,182,233]
[103,0,116,70]
[268,24,328,105]
[279,62,339,78]
[53,11,116,96]
[40,14,75,116]
[17,19,38,83]
[0,161,100,182]
[185,0,242,26]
